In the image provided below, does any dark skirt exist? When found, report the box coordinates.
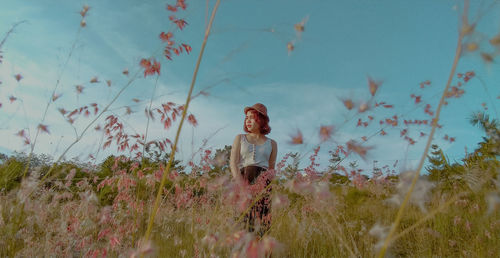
[240,166,272,235]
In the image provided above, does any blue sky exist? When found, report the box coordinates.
[0,0,499,175]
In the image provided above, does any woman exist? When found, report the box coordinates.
[230,103,278,236]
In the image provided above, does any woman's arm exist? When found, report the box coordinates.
[269,139,278,170]
[230,134,242,181]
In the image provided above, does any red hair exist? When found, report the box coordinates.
[244,109,271,135]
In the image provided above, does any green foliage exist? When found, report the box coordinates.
[327,150,342,171]
[426,144,449,181]
[98,184,116,206]
[98,155,130,178]
[426,113,499,193]
[426,144,467,191]
[0,158,24,193]
[95,156,129,205]
[0,152,55,193]
[344,187,371,206]
[0,201,27,256]
[329,172,350,185]
[143,143,185,171]
[465,112,499,165]
[0,153,8,163]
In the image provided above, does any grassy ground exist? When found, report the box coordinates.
[1,158,498,257]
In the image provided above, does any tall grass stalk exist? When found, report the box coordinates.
[377,1,470,256]
[319,210,357,257]
[22,26,83,180]
[388,192,467,246]
[142,75,161,161]
[28,68,143,197]
[0,21,26,49]
[142,0,221,245]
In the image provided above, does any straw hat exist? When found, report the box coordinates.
[244,103,269,120]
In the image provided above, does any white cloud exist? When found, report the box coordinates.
[0,52,474,177]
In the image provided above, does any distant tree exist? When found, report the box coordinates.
[426,112,499,193]
[98,155,130,178]
[327,150,342,173]
[0,153,8,162]
[141,141,185,173]
[426,144,468,192]
[460,112,500,191]
[0,157,24,193]
[329,172,350,185]
[426,144,450,182]
[0,152,53,192]
[325,151,350,184]
[349,161,359,170]
[466,112,499,163]
[10,151,53,169]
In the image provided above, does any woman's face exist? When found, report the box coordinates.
[245,111,260,133]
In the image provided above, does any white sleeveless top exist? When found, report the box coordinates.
[238,134,272,170]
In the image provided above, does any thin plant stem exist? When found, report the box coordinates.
[22,26,83,180]
[142,75,161,160]
[388,192,466,246]
[132,74,159,245]
[142,0,221,245]
[0,20,26,49]
[29,68,142,196]
[376,1,469,257]
[320,210,357,258]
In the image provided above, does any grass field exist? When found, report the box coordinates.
[1,1,499,257]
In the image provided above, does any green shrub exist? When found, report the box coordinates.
[0,158,25,193]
